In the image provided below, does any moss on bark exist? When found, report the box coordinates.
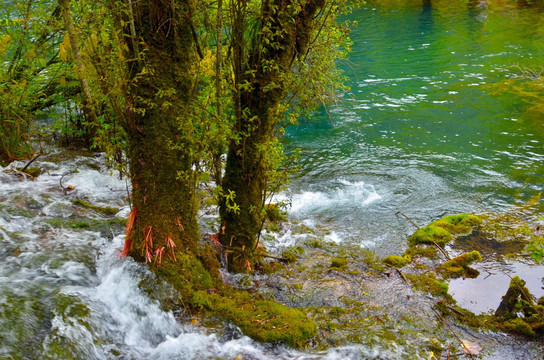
[220,0,328,273]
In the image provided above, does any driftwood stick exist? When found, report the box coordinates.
[444,303,466,317]
[21,154,41,173]
[430,239,451,260]
[395,211,421,229]
[60,173,70,194]
[395,267,409,284]
[431,308,475,359]
[255,253,288,262]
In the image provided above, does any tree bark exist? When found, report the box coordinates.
[220,0,327,272]
[58,0,97,129]
[121,0,201,264]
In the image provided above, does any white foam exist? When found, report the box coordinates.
[289,179,382,216]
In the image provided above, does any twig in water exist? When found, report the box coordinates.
[395,211,421,230]
[21,154,41,173]
[59,173,74,194]
[395,211,451,260]
[431,308,475,359]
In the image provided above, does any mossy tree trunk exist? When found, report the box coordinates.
[121,0,201,264]
[58,0,97,145]
[220,0,327,272]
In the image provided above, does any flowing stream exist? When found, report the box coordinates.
[0,154,389,359]
[285,0,544,256]
[2,1,544,359]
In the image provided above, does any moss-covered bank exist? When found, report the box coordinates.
[150,249,317,347]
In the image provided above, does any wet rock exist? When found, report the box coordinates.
[495,276,535,318]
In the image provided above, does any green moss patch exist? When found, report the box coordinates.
[265,204,288,222]
[282,250,299,263]
[404,244,439,259]
[440,251,482,279]
[16,166,41,178]
[408,214,482,247]
[430,214,481,235]
[406,273,453,302]
[491,276,544,338]
[382,254,411,268]
[44,217,126,234]
[153,252,317,346]
[501,318,536,338]
[408,226,452,246]
[209,290,317,346]
[72,199,119,215]
[329,257,348,270]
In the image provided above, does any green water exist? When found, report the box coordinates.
[285,0,544,255]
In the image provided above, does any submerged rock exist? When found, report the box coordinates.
[440,250,482,278]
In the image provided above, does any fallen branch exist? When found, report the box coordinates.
[431,308,475,359]
[4,168,36,180]
[395,211,421,230]
[440,302,466,317]
[21,154,41,173]
[395,211,451,260]
[387,265,408,284]
[59,173,74,194]
[255,253,289,262]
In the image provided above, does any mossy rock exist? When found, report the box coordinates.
[153,252,317,347]
[72,199,119,215]
[404,244,439,259]
[408,226,453,246]
[259,260,285,274]
[329,257,348,270]
[408,214,481,247]
[283,250,299,263]
[16,166,41,177]
[430,214,481,234]
[502,318,536,338]
[305,239,324,248]
[382,254,411,268]
[209,290,317,346]
[44,217,126,236]
[440,251,482,279]
[406,273,453,301]
[495,276,536,319]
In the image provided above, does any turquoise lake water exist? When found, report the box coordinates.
[285,0,544,255]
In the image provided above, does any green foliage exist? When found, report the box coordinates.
[527,235,544,263]
[0,1,66,161]
[265,204,288,222]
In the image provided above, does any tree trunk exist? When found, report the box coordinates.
[121,0,201,264]
[220,0,327,272]
[58,0,97,133]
